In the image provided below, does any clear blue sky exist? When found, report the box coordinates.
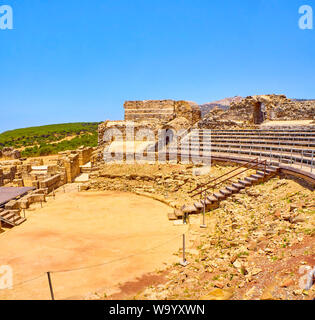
[0,0,314,132]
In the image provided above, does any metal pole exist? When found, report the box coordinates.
[47,272,55,300]
[180,234,189,266]
[311,150,314,173]
[301,151,304,169]
[183,211,187,225]
[201,192,206,228]
[23,209,26,218]
[291,149,293,165]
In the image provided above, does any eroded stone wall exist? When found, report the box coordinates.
[124,100,201,124]
[229,95,315,122]
[124,100,175,122]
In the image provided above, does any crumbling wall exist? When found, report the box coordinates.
[124,100,176,122]
[124,100,201,124]
[98,100,201,148]
[63,153,80,183]
[39,174,61,193]
[77,147,93,166]
[229,95,315,122]
[0,147,21,160]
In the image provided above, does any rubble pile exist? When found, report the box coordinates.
[133,177,315,300]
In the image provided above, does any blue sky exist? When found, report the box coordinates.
[0,0,314,132]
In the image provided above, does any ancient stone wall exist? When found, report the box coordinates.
[124,100,175,122]
[98,100,201,147]
[98,120,161,147]
[228,95,315,122]
[39,174,61,193]
[63,153,80,183]
[124,100,201,124]
[0,147,21,160]
[78,147,93,166]
[199,95,315,128]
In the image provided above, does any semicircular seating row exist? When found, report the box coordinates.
[166,129,315,170]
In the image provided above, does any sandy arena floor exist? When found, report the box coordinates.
[0,191,186,300]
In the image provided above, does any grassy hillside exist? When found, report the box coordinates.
[0,122,100,157]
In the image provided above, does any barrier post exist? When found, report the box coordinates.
[311,150,314,173]
[301,151,304,169]
[200,192,207,228]
[291,149,293,165]
[180,234,189,267]
[47,272,55,300]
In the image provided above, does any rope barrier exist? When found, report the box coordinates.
[1,226,192,294]
[51,229,190,274]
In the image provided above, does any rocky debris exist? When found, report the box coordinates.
[197,107,248,129]
[89,163,241,210]
[129,176,314,301]
[0,147,21,160]
[198,94,315,129]
[229,94,315,122]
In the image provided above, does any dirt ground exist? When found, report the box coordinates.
[0,190,187,300]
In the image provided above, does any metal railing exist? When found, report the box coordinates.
[189,157,268,198]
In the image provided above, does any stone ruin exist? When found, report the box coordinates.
[0,146,95,225]
[198,94,315,129]
[99,95,315,145]
[97,100,202,156]
[0,147,21,160]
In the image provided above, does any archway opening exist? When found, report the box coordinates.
[253,102,265,124]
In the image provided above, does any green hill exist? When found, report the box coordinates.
[0,122,100,157]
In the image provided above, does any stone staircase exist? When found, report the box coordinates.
[169,162,280,220]
[0,209,26,227]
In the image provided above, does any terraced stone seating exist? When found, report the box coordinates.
[168,129,315,169]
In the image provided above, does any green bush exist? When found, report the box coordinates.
[0,122,100,157]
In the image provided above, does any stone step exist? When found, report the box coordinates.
[251,174,265,180]
[194,202,204,210]
[213,192,226,200]
[168,211,177,221]
[238,179,252,187]
[245,176,259,183]
[226,185,240,193]
[232,183,245,189]
[201,199,212,206]
[219,188,232,196]
[207,195,219,202]
[14,217,26,225]
[2,211,16,221]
